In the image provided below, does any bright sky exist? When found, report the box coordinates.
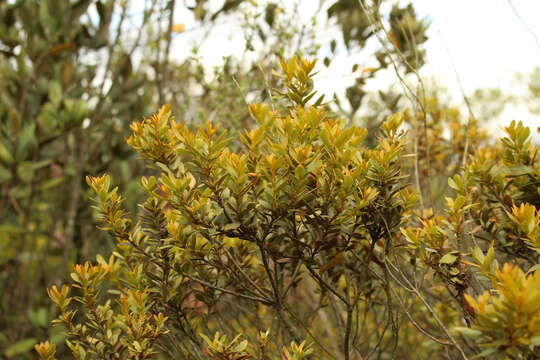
[415,0,540,135]
[319,0,540,127]
[416,0,540,95]
[175,0,540,135]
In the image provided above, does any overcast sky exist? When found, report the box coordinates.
[417,0,540,93]
[175,0,540,134]
[415,0,540,133]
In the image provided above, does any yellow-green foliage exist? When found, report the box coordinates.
[402,116,540,358]
[1,1,432,356]
[38,57,418,359]
[460,263,540,359]
[37,57,540,360]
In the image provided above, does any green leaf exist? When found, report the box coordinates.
[320,128,331,148]
[49,327,66,345]
[471,347,497,359]
[471,246,484,263]
[234,339,248,352]
[439,253,457,265]
[0,164,12,181]
[30,159,52,170]
[222,222,241,231]
[4,337,38,357]
[295,164,305,179]
[39,177,64,191]
[49,81,62,106]
[527,263,540,275]
[16,123,36,160]
[454,326,481,338]
[448,177,459,191]
[0,141,14,165]
[28,307,49,328]
[17,162,35,182]
[506,164,534,176]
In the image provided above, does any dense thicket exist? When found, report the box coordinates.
[0,1,429,357]
[14,1,540,359]
[35,57,540,360]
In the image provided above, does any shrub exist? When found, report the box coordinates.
[0,2,431,354]
[36,57,418,359]
[37,55,540,360]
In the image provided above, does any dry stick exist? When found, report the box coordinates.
[162,320,195,357]
[372,207,468,358]
[179,270,273,305]
[344,287,365,359]
[294,1,307,55]
[343,304,354,360]
[328,293,346,335]
[346,252,392,357]
[128,0,159,59]
[399,17,424,210]
[282,303,340,360]
[215,310,242,338]
[159,0,176,106]
[293,0,325,55]
[306,278,344,356]
[257,241,301,342]
[363,304,391,360]
[123,225,272,306]
[281,260,302,302]
[257,63,277,112]
[362,2,429,122]
[413,138,424,209]
[199,171,271,300]
[387,277,453,346]
[305,265,350,305]
[89,0,156,167]
[97,0,128,104]
[224,247,271,298]
[355,4,473,345]
[66,2,127,263]
[507,0,540,52]
[384,258,469,360]
[435,28,477,169]
[358,0,433,208]
[383,264,400,355]
[87,0,145,167]
[64,134,86,262]
[350,294,364,359]
[224,263,270,303]
[231,74,254,120]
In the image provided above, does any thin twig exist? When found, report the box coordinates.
[435,28,476,168]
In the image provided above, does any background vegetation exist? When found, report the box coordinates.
[1,0,540,359]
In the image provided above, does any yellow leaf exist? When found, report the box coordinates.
[320,252,344,273]
[171,23,185,33]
